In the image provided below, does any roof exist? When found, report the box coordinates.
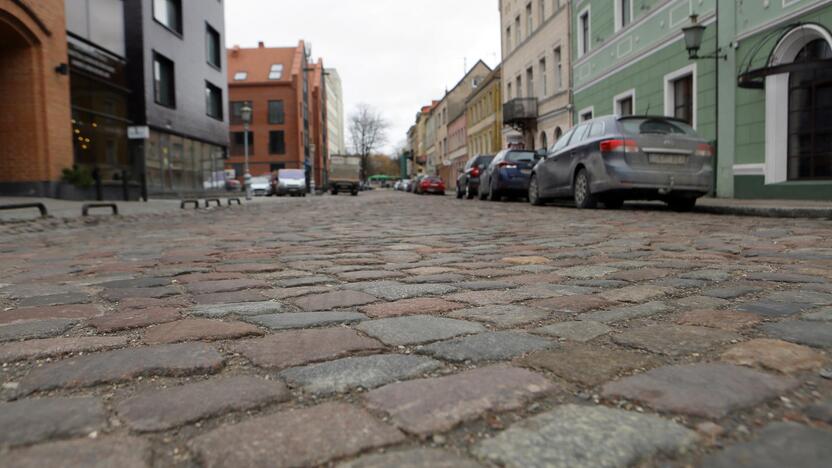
[227,41,303,85]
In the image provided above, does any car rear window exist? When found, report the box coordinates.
[619,118,697,136]
[475,156,494,166]
[506,152,536,162]
[279,169,305,180]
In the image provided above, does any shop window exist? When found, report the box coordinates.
[788,38,832,180]
[153,52,175,108]
[153,0,182,34]
[205,81,223,120]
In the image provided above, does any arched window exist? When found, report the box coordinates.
[554,127,563,141]
[540,131,548,150]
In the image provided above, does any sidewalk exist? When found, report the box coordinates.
[695,197,832,219]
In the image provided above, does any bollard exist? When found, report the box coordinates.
[82,203,118,216]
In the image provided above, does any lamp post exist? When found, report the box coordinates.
[240,104,253,200]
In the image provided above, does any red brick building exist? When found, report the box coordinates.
[0,0,73,196]
[226,41,327,189]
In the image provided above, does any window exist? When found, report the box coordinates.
[539,0,545,25]
[614,90,635,116]
[205,81,222,120]
[526,68,534,98]
[268,64,284,80]
[153,52,175,108]
[616,0,632,31]
[268,100,285,124]
[515,16,521,44]
[571,123,592,143]
[579,108,593,122]
[153,0,182,34]
[231,131,254,155]
[516,76,522,98]
[233,71,248,81]
[664,65,697,127]
[540,131,548,149]
[206,24,221,68]
[506,26,512,52]
[539,58,547,97]
[507,82,513,99]
[526,3,533,37]
[269,131,286,154]
[578,8,591,57]
[554,47,563,90]
[230,101,252,125]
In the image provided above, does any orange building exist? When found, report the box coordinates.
[0,0,73,196]
[226,41,327,189]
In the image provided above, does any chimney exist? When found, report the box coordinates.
[230,45,240,57]
[258,41,265,48]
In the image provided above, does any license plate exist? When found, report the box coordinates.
[648,154,687,165]
[520,169,531,175]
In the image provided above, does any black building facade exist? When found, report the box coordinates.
[124,0,229,195]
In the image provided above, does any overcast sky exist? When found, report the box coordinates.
[225,0,502,154]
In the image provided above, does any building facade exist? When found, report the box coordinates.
[466,66,503,157]
[447,112,468,190]
[500,0,572,151]
[571,0,832,200]
[124,0,229,196]
[226,41,326,190]
[325,68,345,156]
[0,0,73,196]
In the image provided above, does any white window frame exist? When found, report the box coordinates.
[613,89,636,116]
[614,0,634,32]
[539,56,548,98]
[577,5,591,58]
[579,106,594,122]
[663,63,697,129]
[554,46,563,90]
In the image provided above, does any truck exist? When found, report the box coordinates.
[328,155,361,196]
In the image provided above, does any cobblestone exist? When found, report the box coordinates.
[0,397,106,447]
[231,328,381,369]
[3,436,151,468]
[0,336,128,362]
[703,422,832,468]
[142,319,262,344]
[420,331,553,363]
[356,315,485,345]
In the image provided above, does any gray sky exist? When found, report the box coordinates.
[225,0,501,154]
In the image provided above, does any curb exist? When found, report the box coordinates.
[695,205,832,219]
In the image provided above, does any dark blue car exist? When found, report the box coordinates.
[478,149,539,201]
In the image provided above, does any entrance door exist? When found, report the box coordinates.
[787,39,832,180]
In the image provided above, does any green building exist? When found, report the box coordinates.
[571,0,832,199]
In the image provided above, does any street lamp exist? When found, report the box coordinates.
[240,103,253,200]
[682,15,727,60]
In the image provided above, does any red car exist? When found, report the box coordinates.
[419,176,445,195]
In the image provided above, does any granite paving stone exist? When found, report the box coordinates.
[805,401,832,424]
[116,376,289,431]
[17,292,91,307]
[533,321,612,342]
[86,308,181,332]
[192,289,268,305]
[448,304,549,327]
[245,311,367,330]
[142,319,263,344]
[676,309,762,331]
[293,290,378,311]
[262,286,332,299]
[0,336,129,362]
[16,342,224,396]
[803,307,832,321]
[356,282,458,301]
[339,270,404,281]
[420,332,553,363]
[2,436,151,468]
[338,448,484,468]
[737,300,810,317]
[614,325,738,356]
[97,277,171,289]
[364,366,555,435]
[185,279,269,295]
[474,404,698,468]
[0,397,107,447]
[529,295,616,314]
[556,265,619,279]
[187,301,286,317]
[278,354,441,394]
[356,315,486,345]
[189,402,405,467]
[445,289,538,306]
[456,280,516,290]
[764,290,832,305]
[703,422,832,468]
[600,285,674,303]
[519,345,659,386]
[232,328,381,369]
[401,273,467,284]
[0,304,103,325]
[359,298,463,318]
[0,319,77,343]
[275,275,337,288]
[747,272,825,283]
[102,286,180,301]
[701,285,760,299]
[721,339,826,374]
[674,295,730,310]
[602,363,799,418]
[761,321,832,348]
[581,301,669,323]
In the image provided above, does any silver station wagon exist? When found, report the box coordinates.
[528,115,714,211]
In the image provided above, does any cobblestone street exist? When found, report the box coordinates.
[1,191,831,467]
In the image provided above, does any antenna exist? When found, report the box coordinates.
[645,101,652,115]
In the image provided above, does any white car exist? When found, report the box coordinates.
[250,176,271,196]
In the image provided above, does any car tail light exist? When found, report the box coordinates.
[470,167,480,178]
[695,144,715,157]
[600,139,640,154]
[497,162,517,169]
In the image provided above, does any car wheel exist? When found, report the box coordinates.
[478,180,488,200]
[528,174,544,206]
[667,196,697,212]
[603,198,624,210]
[573,169,597,209]
[456,185,464,199]
[465,184,475,199]
[487,177,501,202]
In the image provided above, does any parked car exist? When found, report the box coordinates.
[273,169,307,197]
[412,175,426,194]
[456,154,494,199]
[479,149,539,201]
[404,178,415,192]
[250,176,271,197]
[419,176,446,195]
[225,179,242,192]
[528,115,713,211]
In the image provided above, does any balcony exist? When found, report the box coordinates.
[503,98,538,127]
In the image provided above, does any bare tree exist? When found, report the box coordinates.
[349,103,389,180]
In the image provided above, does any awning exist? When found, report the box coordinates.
[738,59,832,89]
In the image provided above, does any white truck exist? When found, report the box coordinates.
[329,155,361,196]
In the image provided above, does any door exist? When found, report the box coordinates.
[538,127,574,197]
[554,124,590,192]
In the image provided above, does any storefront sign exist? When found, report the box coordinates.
[128,126,150,140]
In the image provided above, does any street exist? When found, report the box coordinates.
[1,190,831,467]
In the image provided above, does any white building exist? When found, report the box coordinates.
[325,68,346,155]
